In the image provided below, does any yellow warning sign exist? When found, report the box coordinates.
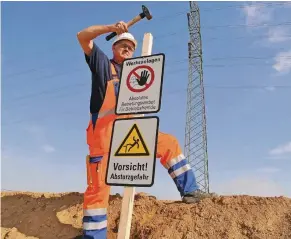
[115,124,150,157]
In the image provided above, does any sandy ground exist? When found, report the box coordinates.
[1,191,291,239]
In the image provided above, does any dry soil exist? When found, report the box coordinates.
[1,191,291,239]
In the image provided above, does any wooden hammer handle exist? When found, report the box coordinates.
[105,15,143,41]
[127,15,142,27]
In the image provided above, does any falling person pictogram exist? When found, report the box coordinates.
[123,136,140,152]
[114,124,150,156]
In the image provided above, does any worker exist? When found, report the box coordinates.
[77,21,213,239]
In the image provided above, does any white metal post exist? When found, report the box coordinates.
[117,32,153,239]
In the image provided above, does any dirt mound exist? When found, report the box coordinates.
[1,191,291,239]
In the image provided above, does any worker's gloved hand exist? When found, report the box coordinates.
[115,21,128,35]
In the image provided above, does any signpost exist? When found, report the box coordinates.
[105,32,164,239]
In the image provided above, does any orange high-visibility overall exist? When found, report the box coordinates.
[83,64,198,239]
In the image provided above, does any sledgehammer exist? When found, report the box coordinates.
[105,5,152,41]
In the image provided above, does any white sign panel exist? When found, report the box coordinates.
[105,116,159,187]
[115,53,165,115]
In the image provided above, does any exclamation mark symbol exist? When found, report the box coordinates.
[145,163,148,171]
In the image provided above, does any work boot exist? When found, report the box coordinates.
[182,189,216,203]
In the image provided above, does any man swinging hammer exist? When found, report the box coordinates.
[77,20,213,239]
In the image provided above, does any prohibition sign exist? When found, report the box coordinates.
[126,65,155,93]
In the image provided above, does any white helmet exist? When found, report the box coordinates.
[113,32,137,50]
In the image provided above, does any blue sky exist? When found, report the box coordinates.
[2,1,291,200]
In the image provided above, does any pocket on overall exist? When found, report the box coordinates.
[86,120,106,154]
[86,156,104,188]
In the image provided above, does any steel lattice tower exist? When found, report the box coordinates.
[184,1,209,193]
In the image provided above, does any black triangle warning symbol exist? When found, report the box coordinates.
[115,124,150,157]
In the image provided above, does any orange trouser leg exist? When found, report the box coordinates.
[83,154,110,239]
[156,132,199,196]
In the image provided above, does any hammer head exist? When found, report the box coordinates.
[141,5,152,20]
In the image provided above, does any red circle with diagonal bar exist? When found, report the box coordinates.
[126,65,155,93]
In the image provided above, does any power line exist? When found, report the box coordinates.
[201,2,290,12]
[2,5,291,105]
[3,51,291,83]
[167,62,288,73]
[4,53,79,79]
[210,56,291,60]
[2,62,290,113]
[202,22,291,30]
[204,34,291,43]
[3,21,290,78]
[3,67,84,84]
[3,67,189,105]
[173,55,291,64]
[153,10,187,21]
[204,62,289,67]
[153,2,289,20]
[6,82,87,103]
[4,59,287,98]
[204,85,291,89]
[3,58,290,108]
[2,10,189,67]
[5,21,287,76]
[152,22,291,40]
[3,1,290,68]
[2,84,291,126]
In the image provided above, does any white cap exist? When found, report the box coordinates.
[113,32,137,49]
